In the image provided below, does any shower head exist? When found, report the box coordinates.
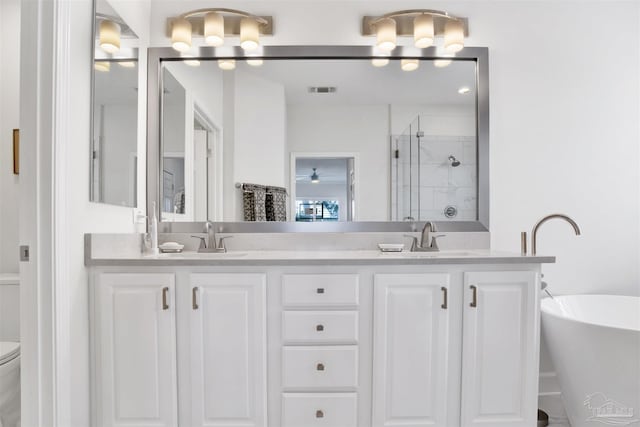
[448,155,461,167]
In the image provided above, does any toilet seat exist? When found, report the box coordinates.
[0,342,19,366]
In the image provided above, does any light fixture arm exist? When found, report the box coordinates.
[178,8,269,27]
[369,9,462,28]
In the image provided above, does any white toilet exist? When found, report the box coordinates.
[0,274,20,427]
[0,341,19,427]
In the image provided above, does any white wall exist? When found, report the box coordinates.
[58,1,151,425]
[0,0,21,274]
[288,104,389,220]
[231,69,287,220]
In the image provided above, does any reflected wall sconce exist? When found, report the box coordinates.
[362,9,468,51]
[95,13,136,55]
[167,9,273,53]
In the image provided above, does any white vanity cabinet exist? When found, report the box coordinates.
[372,273,456,427]
[187,273,267,427]
[92,273,178,427]
[460,271,539,427]
[89,261,543,427]
[91,272,267,427]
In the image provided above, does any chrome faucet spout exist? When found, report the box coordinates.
[205,221,216,250]
[421,221,436,248]
[531,214,581,255]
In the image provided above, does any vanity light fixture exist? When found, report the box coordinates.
[362,10,468,51]
[371,58,390,67]
[117,61,136,68]
[246,58,264,67]
[310,168,320,184]
[434,58,453,68]
[401,59,419,71]
[99,19,121,54]
[168,9,273,52]
[184,58,201,67]
[94,61,111,72]
[458,86,471,94]
[218,59,236,70]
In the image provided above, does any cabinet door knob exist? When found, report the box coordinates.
[162,287,169,310]
[316,324,324,332]
[316,363,325,371]
[192,287,199,310]
[441,287,448,309]
[470,285,478,308]
[316,288,325,294]
[316,410,324,418]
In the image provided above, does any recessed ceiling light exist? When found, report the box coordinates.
[458,86,471,94]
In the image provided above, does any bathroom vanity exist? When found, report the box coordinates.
[86,241,553,427]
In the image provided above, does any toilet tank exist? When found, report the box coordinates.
[0,274,20,341]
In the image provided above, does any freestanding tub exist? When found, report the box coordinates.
[541,295,640,427]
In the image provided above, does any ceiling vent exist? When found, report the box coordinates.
[308,86,337,94]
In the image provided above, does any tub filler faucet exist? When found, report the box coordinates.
[531,214,581,255]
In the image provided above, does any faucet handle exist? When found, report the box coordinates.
[430,234,446,249]
[217,236,233,251]
[191,235,207,250]
[404,235,419,251]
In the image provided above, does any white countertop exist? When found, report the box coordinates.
[86,249,555,266]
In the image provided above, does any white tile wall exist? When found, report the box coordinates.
[392,135,478,221]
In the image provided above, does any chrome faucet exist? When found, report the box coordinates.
[405,221,445,252]
[191,222,232,253]
[531,214,581,255]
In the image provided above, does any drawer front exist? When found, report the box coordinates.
[283,311,358,345]
[282,393,357,427]
[282,346,358,390]
[282,274,359,308]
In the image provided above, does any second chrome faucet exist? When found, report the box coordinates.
[406,221,445,252]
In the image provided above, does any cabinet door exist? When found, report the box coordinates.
[461,271,539,427]
[190,273,267,427]
[94,273,178,427]
[372,273,453,427]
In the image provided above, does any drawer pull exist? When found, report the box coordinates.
[316,324,324,332]
[470,285,478,308]
[316,363,325,371]
[162,287,169,310]
[316,287,325,294]
[316,410,324,418]
[441,286,448,309]
[192,287,199,310]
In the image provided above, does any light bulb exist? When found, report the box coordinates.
[371,58,389,67]
[401,59,419,72]
[218,59,236,70]
[434,58,453,68]
[444,19,465,53]
[94,61,111,72]
[204,12,224,47]
[117,61,136,68]
[246,58,264,66]
[413,14,434,48]
[375,18,397,52]
[184,59,201,67]
[240,18,260,51]
[99,20,121,54]
[171,18,192,52]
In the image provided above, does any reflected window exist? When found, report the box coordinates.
[296,200,340,222]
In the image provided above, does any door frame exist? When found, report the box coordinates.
[289,152,360,222]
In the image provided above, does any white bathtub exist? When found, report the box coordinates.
[541,295,640,427]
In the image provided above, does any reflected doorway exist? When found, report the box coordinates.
[290,154,357,222]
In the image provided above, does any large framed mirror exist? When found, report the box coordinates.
[147,46,489,232]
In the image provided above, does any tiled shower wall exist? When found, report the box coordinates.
[392,135,477,221]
